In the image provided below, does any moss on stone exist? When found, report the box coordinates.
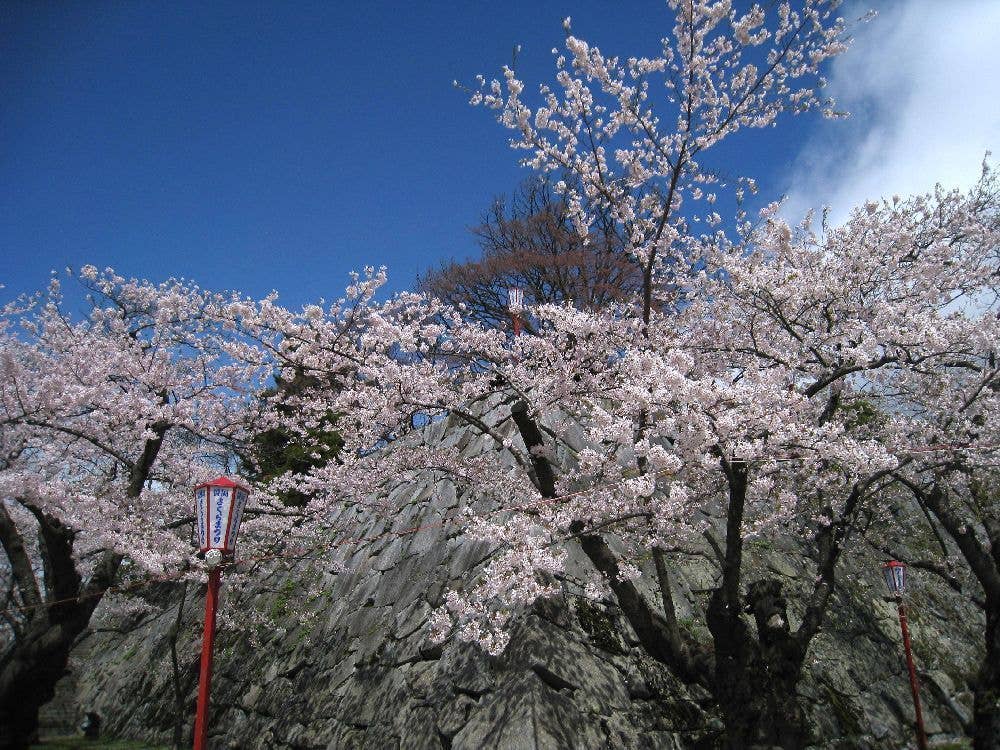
[824,685,863,737]
[268,578,299,621]
[575,599,626,655]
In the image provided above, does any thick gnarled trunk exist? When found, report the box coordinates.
[706,462,811,749]
[0,549,122,750]
[1,614,88,749]
[706,587,757,750]
[706,579,809,750]
[0,430,163,749]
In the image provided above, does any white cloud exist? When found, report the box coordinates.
[783,0,1000,224]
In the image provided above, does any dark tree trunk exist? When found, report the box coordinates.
[710,456,807,748]
[707,460,812,749]
[169,581,191,750]
[917,481,1000,750]
[509,403,815,745]
[706,586,758,750]
[747,579,808,749]
[973,597,1000,750]
[0,611,89,749]
[0,549,122,750]
[706,579,809,750]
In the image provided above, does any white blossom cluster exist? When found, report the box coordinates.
[4,4,998,680]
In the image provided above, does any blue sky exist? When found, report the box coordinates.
[3,1,998,309]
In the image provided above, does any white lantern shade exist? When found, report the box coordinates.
[882,560,907,596]
[507,287,524,312]
[195,477,250,554]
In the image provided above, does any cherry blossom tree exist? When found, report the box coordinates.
[453,1,867,744]
[818,171,1000,750]
[239,5,1000,746]
[687,165,1000,748]
[464,0,856,325]
[244,172,997,748]
[2,4,992,748]
[170,0,852,746]
[0,268,277,748]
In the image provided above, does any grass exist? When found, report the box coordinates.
[32,737,168,750]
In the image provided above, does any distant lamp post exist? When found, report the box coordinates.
[507,286,524,338]
[193,477,249,750]
[881,560,928,750]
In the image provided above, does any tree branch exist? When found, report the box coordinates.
[0,503,42,616]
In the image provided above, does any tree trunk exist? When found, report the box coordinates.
[510,399,710,686]
[0,616,86,749]
[707,460,812,749]
[170,581,190,750]
[973,596,1000,750]
[706,579,809,750]
[508,400,825,746]
[747,579,808,749]
[0,548,122,750]
[706,587,757,750]
[917,481,1000,749]
[0,426,167,748]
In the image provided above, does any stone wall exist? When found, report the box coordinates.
[37,661,80,736]
[52,416,982,748]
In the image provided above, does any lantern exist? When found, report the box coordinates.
[507,286,524,312]
[194,476,249,555]
[882,560,907,597]
[508,287,524,338]
[879,560,928,749]
[192,476,249,750]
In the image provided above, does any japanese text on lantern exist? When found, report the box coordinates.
[196,487,207,548]
[211,487,229,545]
[228,490,248,548]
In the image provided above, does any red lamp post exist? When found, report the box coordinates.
[882,560,928,750]
[508,286,524,338]
[193,477,249,750]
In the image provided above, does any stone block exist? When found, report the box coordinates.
[504,615,630,714]
[451,672,604,750]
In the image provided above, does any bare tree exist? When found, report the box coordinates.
[417,178,640,332]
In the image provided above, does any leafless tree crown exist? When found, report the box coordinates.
[417,179,640,332]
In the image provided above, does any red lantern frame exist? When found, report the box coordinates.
[193,477,249,750]
[880,560,927,750]
[882,559,907,597]
[194,476,250,554]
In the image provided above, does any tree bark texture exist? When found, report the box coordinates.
[0,549,123,750]
[973,596,1000,750]
[706,578,809,750]
[919,482,1000,749]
